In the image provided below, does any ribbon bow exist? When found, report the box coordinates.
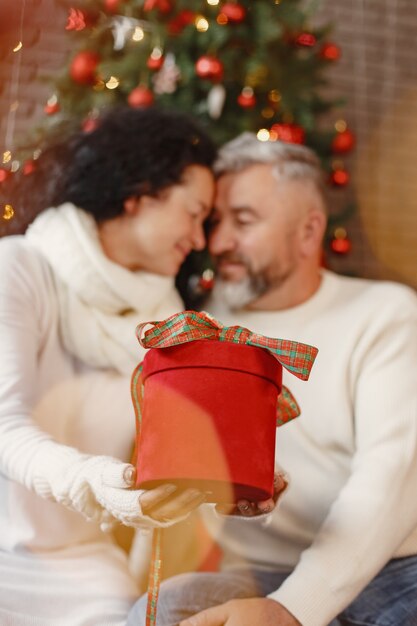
[136,310,318,425]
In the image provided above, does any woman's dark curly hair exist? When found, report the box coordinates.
[2,106,217,233]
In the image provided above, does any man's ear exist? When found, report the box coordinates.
[300,209,327,258]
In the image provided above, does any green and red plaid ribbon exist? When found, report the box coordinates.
[131,362,163,626]
[136,310,318,425]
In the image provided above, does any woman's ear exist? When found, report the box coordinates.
[123,196,140,215]
[123,195,157,216]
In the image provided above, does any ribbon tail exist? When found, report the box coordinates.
[146,528,163,626]
[247,337,318,381]
[130,362,144,467]
[131,363,163,626]
[276,385,301,426]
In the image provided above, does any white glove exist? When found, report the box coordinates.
[31,442,180,530]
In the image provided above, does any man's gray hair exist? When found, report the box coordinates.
[214,132,327,211]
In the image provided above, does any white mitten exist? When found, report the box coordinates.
[31,442,183,529]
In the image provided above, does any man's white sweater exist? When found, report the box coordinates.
[205,270,417,626]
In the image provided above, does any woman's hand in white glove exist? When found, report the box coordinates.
[33,444,207,530]
[69,457,207,530]
[89,460,208,528]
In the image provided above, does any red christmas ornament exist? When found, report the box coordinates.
[195,56,223,81]
[320,42,341,61]
[330,228,352,255]
[0,168,11,183]
[147,53,164,71]
[128,86,155,108]
[199,276,215,291]
[66,8,86,31]
[143,0,172,13]
[44,101,60,115]
[330,168,350,187]
[295,32,317,47]
[103,0,123,13]
[270,123,305,144]
[23,160,36,175]
[332,129,355,154]
[220,2,246,23]
[168,9,195,34]
[70,51,100,85]
[237,87,256,108]
[82,117,99,133]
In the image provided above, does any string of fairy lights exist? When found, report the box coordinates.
[1,0,28,222]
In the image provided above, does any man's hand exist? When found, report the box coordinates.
[179,598,302,626]
[216,470,289,517]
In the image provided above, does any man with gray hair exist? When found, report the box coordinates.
[128,134,417,626]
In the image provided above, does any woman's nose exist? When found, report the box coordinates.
[191,221,206,251]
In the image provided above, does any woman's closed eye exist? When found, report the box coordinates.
[189,202,210,221]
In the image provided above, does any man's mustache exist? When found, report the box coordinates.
[215,252,249,267]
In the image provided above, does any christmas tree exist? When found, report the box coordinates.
[21,0,355,163]
[2,0,356,302]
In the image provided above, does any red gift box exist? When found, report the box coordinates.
[131,311,318,504]
[135,339,281,502]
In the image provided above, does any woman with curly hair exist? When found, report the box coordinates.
[0,106,216,625]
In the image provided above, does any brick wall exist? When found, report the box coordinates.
[313,0,417,289]
[1,0,416,289]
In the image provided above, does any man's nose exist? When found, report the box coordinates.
[208,221,235,255]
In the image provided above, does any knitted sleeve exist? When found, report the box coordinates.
[0,239,180,530]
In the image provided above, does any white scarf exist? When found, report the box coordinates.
[26,203,183,374]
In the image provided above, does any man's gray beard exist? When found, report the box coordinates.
[215,275,268,310]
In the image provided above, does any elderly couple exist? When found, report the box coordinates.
[0,107,416,626]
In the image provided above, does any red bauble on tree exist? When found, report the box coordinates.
[103,0,123,14]
[198,269,215,293]
[44,98,60,115]
[330,167,350,187]
[147,51,164,71]
[295,32,317,47]
[0,168,11,183]
[82,117,99,133]
[195,56,224,81]
[330,228,352,254]
[220,3,246,23]
[168,9,195,34]
[143,0,172,13]
[332,129,355,154]
[23,160,36,175]
[70,51,100,85]
[128,86,155,108]
[270,123,305,144]
[320,42,341,61]
[237,87,256,108]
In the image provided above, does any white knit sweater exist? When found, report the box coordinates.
[204,270,417,626]
[0,234,182,625]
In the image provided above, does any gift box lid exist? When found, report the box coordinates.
[141,339,282,391]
